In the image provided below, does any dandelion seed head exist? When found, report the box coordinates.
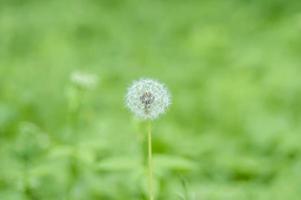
[126,78,171,120]
[70,71,98,89]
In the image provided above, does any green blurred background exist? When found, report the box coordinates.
[1,0,301,199]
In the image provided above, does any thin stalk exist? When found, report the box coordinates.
[147,121,154,200]
[67,87,83,199]
[24,159,34,200]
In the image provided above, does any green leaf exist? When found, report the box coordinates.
[96,157,141,172]
[154,155,196,172]
[48,145,73,158]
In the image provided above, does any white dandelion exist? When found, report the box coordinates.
[70,70,98,90]
[126,78,171,120]
[126,78,171,200]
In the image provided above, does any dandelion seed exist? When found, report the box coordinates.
[70,70,98,89]
[126,78,171,120]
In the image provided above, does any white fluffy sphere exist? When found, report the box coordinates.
[126,78,171,120]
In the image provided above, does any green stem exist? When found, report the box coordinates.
[24,160,34,200]
[67,88,82,199]
[147,121,154,200]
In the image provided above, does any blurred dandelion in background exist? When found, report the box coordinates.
[65,70,100,199]
[70,71,99,90]
[67,70,99,114]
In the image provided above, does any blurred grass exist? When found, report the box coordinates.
[1,0,301,199]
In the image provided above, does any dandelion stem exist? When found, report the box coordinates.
[147,121,154,200]
[24,160,33,200]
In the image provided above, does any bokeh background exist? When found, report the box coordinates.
[1,0,301,199]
